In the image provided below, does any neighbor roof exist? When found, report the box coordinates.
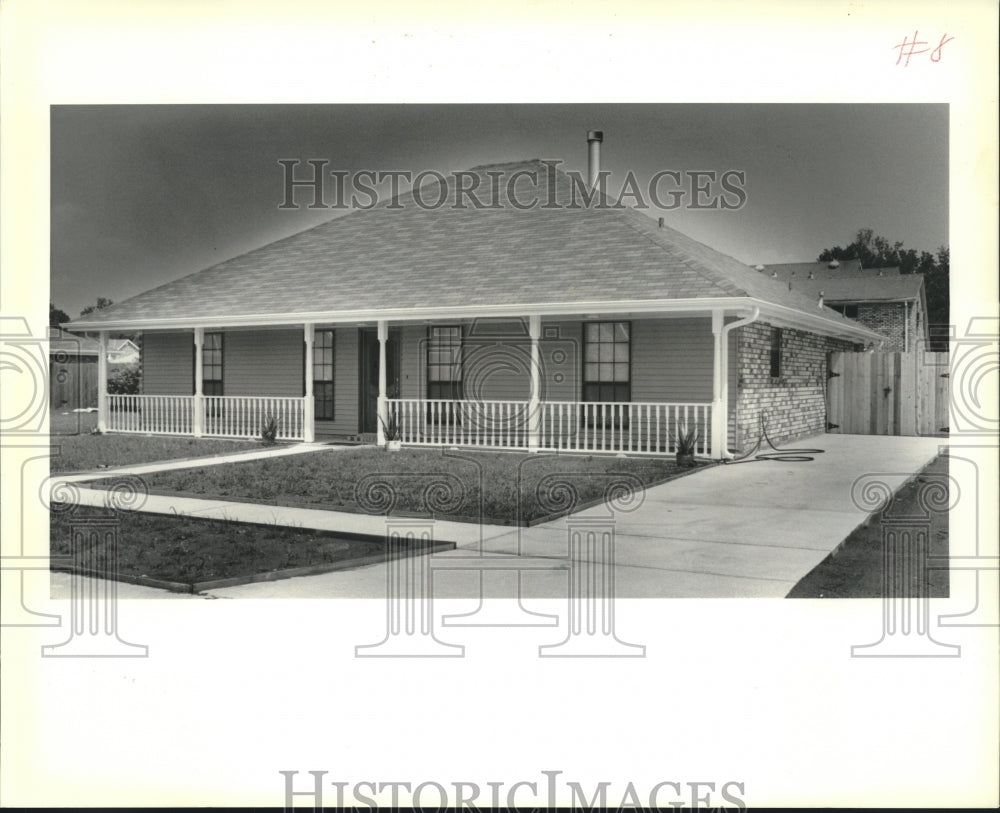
[760,261,921,303]
[48,327,101,357]
[69,161,880,340]
[764,260,901,279]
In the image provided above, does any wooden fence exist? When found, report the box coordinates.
[49,358,98,410]
[827,350,949,436]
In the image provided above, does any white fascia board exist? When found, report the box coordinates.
[67,295,881,341]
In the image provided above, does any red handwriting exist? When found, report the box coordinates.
[893,31,954,66]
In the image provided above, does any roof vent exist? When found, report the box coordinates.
[878,268,884,276]
[754,264,765,272]
[828,259,840,269]
[658,217,665,228]
[771,270,778,278]
[818,291,825,308]
[808,270,814,279]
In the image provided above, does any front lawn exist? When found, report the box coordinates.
[788,454,949,598]
[50,503,391,588]
[49,410,281,473]
[95,446,707,524]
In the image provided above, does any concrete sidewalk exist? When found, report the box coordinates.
[50,433,946,600]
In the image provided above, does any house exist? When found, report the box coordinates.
[68,133,884,456]
[759,259,929,352]
[48,326,100,409]
[107,338,140,365]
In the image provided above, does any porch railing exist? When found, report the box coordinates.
[540,401,711,455]
[388,398,711,455]
[203,395,305,441]
[107,394,194,435]
[105,394,305,440]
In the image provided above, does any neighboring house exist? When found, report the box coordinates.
[759,259,929,352]
[48,326,99,409]
[69,135,883,455]
[107,338,140,365]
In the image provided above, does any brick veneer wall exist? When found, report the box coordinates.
[855,302,907,351]
[734,322,858,450]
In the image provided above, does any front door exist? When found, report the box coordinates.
[359,328,401,433]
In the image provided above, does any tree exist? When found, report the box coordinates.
[79,297,114,317]
[49,303,71,326]
[819,228,949,351]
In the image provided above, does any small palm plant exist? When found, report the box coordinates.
[260,415,279,443]
[378,407,402,450]
[672,422,699,467]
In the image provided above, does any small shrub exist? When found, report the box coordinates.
[107,364,141,395]
[261,415,279,443]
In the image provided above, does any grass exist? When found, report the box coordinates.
[50,504,386,585]
[94,446,706,525]
[48,409,283,473]
[788,454,949,598]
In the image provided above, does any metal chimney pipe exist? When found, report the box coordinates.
[587,130,603,189]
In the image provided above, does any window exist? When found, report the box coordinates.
[583,321,630,402]
[202,332,223,395]
[769,327,782,378]
[313,329,335,419]
[427,326,463,399]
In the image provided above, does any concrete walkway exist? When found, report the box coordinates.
[53,441,346,482]
[50,433,946,600]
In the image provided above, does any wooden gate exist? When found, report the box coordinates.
[827,351,949,436]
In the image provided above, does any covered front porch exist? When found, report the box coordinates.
[93,306,752,458]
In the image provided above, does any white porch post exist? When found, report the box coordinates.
[710,310,724,459]
[96,331,109,432]
[303,323,315,442]
[376,319,388,447]
[193,327,204,437]
[527,314,541,451]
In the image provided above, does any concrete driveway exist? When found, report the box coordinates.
[159,432,945,600]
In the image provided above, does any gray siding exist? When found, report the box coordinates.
[142,332,193,395]
[631,317,715,402]
[400,325,425,400]
[224,329,303,396]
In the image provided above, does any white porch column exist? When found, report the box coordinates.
[193,327,204,437]
[527,314,541,451]
[710,310,724,459]
[376,319,388,447]
[303,323,315,442]
[96,331,109,432]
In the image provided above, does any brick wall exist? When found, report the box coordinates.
[735,322,857,450]
[855,302,908,351]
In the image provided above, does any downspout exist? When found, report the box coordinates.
[718,306,760,459]
[903,300,909,352]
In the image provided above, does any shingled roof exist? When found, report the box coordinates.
[69,161,880,340]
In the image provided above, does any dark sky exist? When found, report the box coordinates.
[50,103,948,317]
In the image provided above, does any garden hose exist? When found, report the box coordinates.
[724,412,826,464]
